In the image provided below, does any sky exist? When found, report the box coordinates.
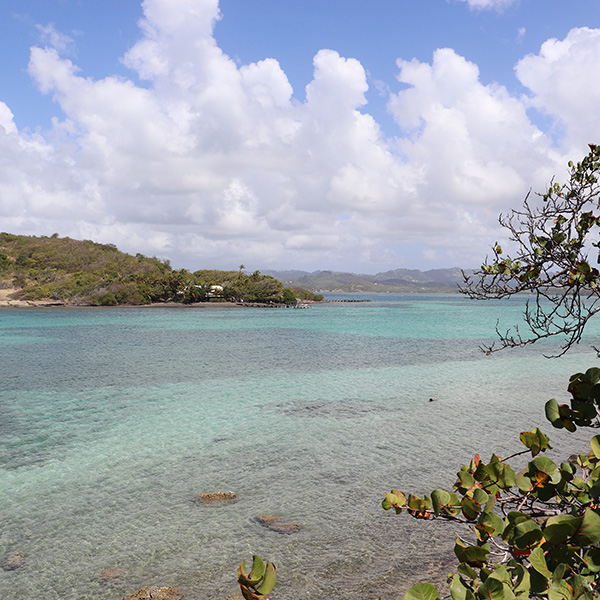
[1,0,600,274]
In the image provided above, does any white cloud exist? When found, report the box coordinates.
[0,1,598,272]
[455,0,519,11]
[35,22,76,56]
[516,27,600,152]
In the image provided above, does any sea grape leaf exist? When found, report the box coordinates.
[529,547,552,578]
[545,399,562,428]
[451,574,476,600]
[530,456,561,484]
[256,561,276,595]
[569,575,594,600]
[511,564,531,595]
[248,555,266,585]
[548,579,573,600]
[485,460,516,490]
[462,496,482,521]
[431,489,452,516]
[455,539,490,568]
[543,514,583,546]
[590,435,600,460]
[512,519,544,550]
[520,428,552,457]
[458,563,479,581]
[581,547,600,573]
[503,512,535,547]
[405,582,442,600]
[476,576,515,600]
[475,512,504,542]
[571,508,600,545]
[456,471,476,493]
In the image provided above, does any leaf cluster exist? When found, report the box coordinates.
[238,555,277,600]
[383,367,600,600]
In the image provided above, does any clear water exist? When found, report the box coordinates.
[0,294,598,599]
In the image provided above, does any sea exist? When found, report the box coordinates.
[0,293,598,600]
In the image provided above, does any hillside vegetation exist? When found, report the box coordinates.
[264,267,468,293]
[0,233,322,306]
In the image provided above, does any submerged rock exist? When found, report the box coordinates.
[194,491,237,503]
[100,568,129,582]
[119,586,183,600]
[2,551,25,571]
[254,514,303,534]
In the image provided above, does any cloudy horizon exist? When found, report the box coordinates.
[1,0,599,273]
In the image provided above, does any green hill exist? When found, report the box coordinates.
[0,233,321,306]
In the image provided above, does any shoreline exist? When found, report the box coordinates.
[0,290,324,310]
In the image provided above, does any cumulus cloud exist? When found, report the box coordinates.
[516,27,600,152]
[0,0,598,271]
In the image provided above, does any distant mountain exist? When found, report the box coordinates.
[263,267,472,293]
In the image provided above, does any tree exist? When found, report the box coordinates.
[282,287,297,305]
[382,148,600,600]
[462,144,600,356]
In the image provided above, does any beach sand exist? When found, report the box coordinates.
[0,287,62,308]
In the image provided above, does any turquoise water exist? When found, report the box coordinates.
[0,294,598,599]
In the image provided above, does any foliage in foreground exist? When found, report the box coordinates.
[0,232,315,305]
[383,366,600,600]
[238,555,277,600]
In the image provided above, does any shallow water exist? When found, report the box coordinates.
[0,294,598,599]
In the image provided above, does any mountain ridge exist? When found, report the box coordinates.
[263,267,471,293]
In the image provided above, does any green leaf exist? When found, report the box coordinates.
[455,539,490,568]
[456,471,476,493]
[431,489,452,517]
[520,428,552,457]
[477,577,515,600]
[484,460,515,490]
[543,514,583,546]
[569,575,594,600]
[475,512,504,542]
[248,555,266,585]
[590,436,600,460]
[581,547,600,573]
[530,456,561,484]
[529,547,552,578]
[512,519,544,550]
[511,564,531,595]
[462,495,483,520]
[503,512,535,546]
[405,583,442,600]
[451,574,476,600]
[256,561,276,595]
[572,508,600,545]
[238,560,248,585]
[545,399,564,429]
[548,580,573,600]
[458,563,479,581]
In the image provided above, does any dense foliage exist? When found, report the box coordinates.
[238,555,277,600]
[0,233,308,306]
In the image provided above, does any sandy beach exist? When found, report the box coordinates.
[0,288,64,308]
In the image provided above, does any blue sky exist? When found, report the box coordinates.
[1,0,600,272]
